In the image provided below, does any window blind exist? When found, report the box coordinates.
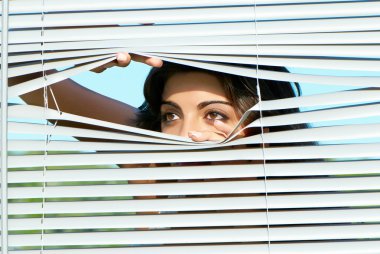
[2,0,380,253]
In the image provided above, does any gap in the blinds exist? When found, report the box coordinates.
[71,61,150,108]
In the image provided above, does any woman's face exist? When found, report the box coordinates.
[160,71,241,140]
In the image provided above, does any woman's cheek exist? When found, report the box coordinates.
[161,122,182,136]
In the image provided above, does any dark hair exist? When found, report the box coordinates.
[136,62,303,133]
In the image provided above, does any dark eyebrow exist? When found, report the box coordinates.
[161,101,181,109]
[197,100,233,110]
[161,100,232,110]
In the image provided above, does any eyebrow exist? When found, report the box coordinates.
[161,101,181,110]
[197,100,233,110]
[161,100,232,110]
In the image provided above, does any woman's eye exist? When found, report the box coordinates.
[206,111,226,121]
[162,112,179,122]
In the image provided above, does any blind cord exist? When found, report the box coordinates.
[41,0,47,252]
[253,1,271,253]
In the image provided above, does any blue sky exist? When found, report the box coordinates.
[70,62,360,107]
[71,61,152,108]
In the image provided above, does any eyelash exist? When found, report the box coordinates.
[161,110,229,124]
[161,112,180,123]
[204,110,229,122]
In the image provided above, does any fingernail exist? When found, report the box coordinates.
[189,131,201,138]
[116,53,127,62]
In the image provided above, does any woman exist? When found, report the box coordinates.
[18,53,302,141]
[135,58,303,142]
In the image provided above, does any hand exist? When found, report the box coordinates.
[188,120,233,142]
[91,52,163,73]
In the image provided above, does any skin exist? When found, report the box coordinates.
[160,71,241,141]
[15,53,163,128]
[84,52,242,141]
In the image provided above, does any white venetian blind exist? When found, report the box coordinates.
[2,0,380,253]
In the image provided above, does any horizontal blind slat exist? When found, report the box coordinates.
[9,192,380,215]
[150,55,380,87]
[252,89,380,110]
[8,208,380,230]
[10,124,380,152]
[9,143,380,168]
[8,48,121,64]
[8,122,188,145]
[11,45,380,65]
[7,160,380,184]
[8,57,115,97]
[8,177,380,199]
[9,54,114,78]
[8,105,191,143]
[249,104,380,127]
[135,45,380,58]
[8,17,380,44]
[8,31,380,54]
[6,241,380,254]
[9,0,363,13]
[150,52,380,72]
[8,2,380,28]
[9,225,380,247]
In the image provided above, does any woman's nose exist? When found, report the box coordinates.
[178,118,202,137]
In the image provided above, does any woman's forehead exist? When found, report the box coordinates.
[162,71,227,99]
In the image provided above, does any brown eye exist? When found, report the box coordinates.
[162,112,180,123]
[206,111,226,121]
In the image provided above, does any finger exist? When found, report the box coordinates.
[188,131,225,142]
[213,120,234,136]
[188,131,212,142]
[91,66,106,73]
[116,52,132,67]
[90,61,117,73]
[91,53,132,73]
[131,53,163,67]
[145,57,163,67]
